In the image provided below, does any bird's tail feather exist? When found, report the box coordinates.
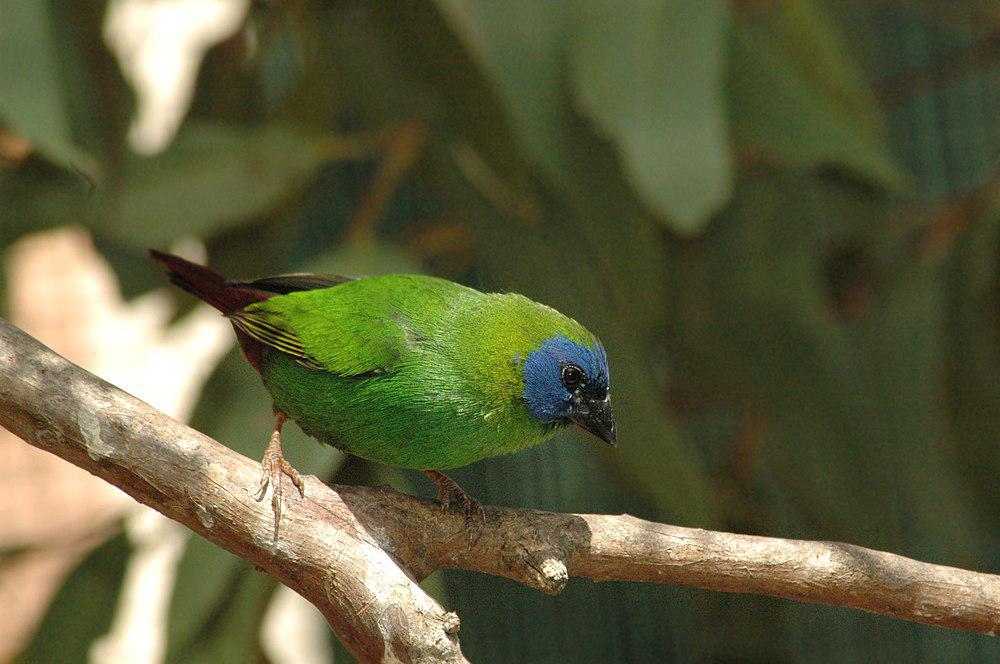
[149,250,264,314]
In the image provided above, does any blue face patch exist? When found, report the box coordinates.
[521,335,609,422]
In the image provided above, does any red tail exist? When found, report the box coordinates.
[149,250,265,314]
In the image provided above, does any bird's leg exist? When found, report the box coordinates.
[255,410,305,539]
[424,469,460,510]
[422,470,485,544]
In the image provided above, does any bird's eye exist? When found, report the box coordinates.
[561,364,586,389]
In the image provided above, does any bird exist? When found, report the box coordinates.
[150,250,616,538]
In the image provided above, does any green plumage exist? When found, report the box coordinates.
[234,274,599,469]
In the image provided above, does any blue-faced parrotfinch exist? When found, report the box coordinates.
[151,251,615,535]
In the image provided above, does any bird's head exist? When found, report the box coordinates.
[520,335,616,446]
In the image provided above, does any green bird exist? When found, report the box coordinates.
[151,251,616,534]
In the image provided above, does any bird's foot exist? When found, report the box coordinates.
[255,416,305,540]
[422,470,485,546]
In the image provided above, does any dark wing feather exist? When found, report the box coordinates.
[227,273,354,295]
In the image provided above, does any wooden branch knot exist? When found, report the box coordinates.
[485,510,588,595]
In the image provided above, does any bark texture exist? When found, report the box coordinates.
[0,317,997,663]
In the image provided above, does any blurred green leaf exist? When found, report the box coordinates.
[19,530,131,664]
[165,532,246,663]
[306,239,425,277]
[667,172,988,555]
[845,257,984,563]
[0,2,95,173]
[946,201,1000,542]
[435,0,574,181]
[183,569,276,664]
[0,168,93,249]
[165,534,277,664]
[571,0,733,234]
[669,175,897,539]
[728,1,903,189]
[370,0,537,200]
[94,237,172,300]
[432,0,735,237]
[168,540,278,664]
[665,173,997,660]
[97,122,339,246]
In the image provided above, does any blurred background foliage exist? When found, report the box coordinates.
[1,0,997,661]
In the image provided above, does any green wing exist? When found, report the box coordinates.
[230,274,470,377]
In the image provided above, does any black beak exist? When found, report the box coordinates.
[569,397,617,446]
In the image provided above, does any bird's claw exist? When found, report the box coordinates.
[434,487,451,512]
[437,493,485,547]
[460,499,486,548]
[255,436,305,540]
[425,471,485,547]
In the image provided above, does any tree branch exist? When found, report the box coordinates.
[0,318,997,662]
